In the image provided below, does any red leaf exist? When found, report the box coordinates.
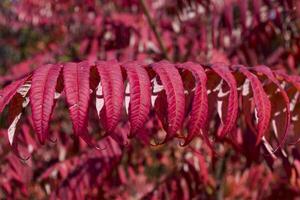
[30,64,62,144]
[252,66,291,150]
[96,60,124,133]
[151,61,185,142]
[122,61,151,136]
[177,62,208,145]
[7,94,27,146]
[211,63,238,137]
[235,65,271,146]
[0,76,29,113]
[63,61,96,147]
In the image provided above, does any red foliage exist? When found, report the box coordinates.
[1,0,300,199]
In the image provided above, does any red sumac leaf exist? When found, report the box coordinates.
[63,61,96,147]
[0,76,30,114]
[177,62,208,145]
[210,63,238,138]
[151,61,185,142]
[275,71,300,144]
[7,94,27,146]
[252,66,290,150]
[30,64,62,144]
[234,65,271,146]
[122,61,151,136]
[6,82,31,159]
[96,60,124,133]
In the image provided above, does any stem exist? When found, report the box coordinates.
[139,0,169,60]
[215,151,230,200]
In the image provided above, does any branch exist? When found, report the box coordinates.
[215,151,231,200]
[139,0,169,60]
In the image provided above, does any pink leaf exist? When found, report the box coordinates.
[122,61,151,136]
[234,65,271,146]
[0,76,29,113]
[211,63,238,137]
[30,64,62,144]
[96,60,124,133]
[177,62,208,145]
[63,61,97,147]
[252,66,290,150]
[151,61,185,142]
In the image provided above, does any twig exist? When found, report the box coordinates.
[215,151,230,200]
[139,0,169,60]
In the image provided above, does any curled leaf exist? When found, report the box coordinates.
[233,65,271,146]
[30,64,62,144]
[122,61,151,136]
[96,60,124,133]
[177,62,208,145]
[210,63,238,138]
[150,61,185,143]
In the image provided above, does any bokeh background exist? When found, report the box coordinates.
[0,0,300,199]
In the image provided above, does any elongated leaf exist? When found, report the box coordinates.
[252,66,290,150]
[234,65,271,145]
[96,60,124,133]
[211,63,238,138]
[151,61,185,142]
[30,64,62,144]
[8,94,29,146]
[63,61,96,146]
[177,62,208,145]
[274,71,300,145]
[0,76,29,113]
[122,61,151,136]
[6,80,31,159]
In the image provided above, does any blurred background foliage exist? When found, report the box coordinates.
[0,0,300,199]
